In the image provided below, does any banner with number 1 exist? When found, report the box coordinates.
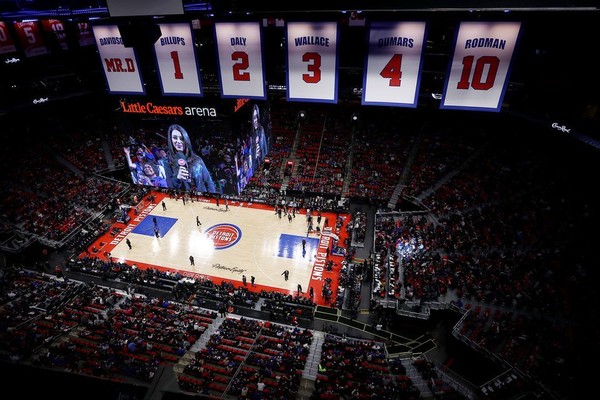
[154,23,202,96]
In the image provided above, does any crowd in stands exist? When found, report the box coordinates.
[180,317,312,398]
[312,334,420,400]
[0,266,215,381]
[349,209,368,246]
[0,265,320,399]
[370,114,596,397]
[66,255,294,315]
[347,110,414,201]
[260,291,316,323]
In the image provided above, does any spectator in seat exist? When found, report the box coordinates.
[138,161,168,188]
[124,144,155,185]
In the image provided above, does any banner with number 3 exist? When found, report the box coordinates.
[286,21,339,103]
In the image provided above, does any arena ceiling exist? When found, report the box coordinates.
[0,0,598,140]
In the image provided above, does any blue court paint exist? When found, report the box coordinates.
[132,216,178,237]
[278,234,319,259]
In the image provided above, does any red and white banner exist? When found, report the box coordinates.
[362,21,427,107]
[0,21,16,54]
[76,22,95,47]
[441,21,521,112]
[42,19,68,50]
[286,21,338,103]
[14,21,48,57]
[92,25,144,94]
[214,22,266,99]
[154,23,202,96]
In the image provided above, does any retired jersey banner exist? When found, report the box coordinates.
[0,21,17,54]
[76,21,95,47]
[286,21,339,103]
[214,22,266,99]
[154,23,202,96]
[14,21,49,57]
[92,24,144,94]
[42,19,69,50]
[441,21,521,112]
[362,21,427,107]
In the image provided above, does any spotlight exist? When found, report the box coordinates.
[351,113,359,122]
[299,111,306,119]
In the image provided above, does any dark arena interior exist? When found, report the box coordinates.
[0,1,599,399]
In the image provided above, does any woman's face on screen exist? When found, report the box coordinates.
[143,163,155,177]
[171,129,185,152]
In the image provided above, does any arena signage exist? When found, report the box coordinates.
[551,122,571,134]
[118,100,218,117]
[233,98,249,113]
[205,223,242,250]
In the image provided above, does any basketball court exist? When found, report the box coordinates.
[84,192,349,306]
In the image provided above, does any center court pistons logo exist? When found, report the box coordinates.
[205,223,242,250]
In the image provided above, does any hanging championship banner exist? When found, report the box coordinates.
[154,23,202,96]
[286,21,339,103]
[441,21,522,112]
[214,21,266,99]
[0,21,17,54]
[362,21,427,107]
[14,21,49,57]
[92,24,144,94]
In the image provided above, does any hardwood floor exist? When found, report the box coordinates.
[91,193,346,304]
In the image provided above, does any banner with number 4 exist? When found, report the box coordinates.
[362,21,427,107]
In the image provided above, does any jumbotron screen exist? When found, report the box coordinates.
[120,102,271,196]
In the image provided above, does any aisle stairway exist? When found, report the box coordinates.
[401,358,435,399]
[172,314,225,378]
[296,330,325,399]
[280,117,304,192]
[387,130,423,210]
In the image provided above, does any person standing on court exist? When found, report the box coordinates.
[162,201,167,211]
[126,238,132,249]
[196,216,201,227]
[297,284,303,295]
[189,255,195,266]
[281,270,289,281]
